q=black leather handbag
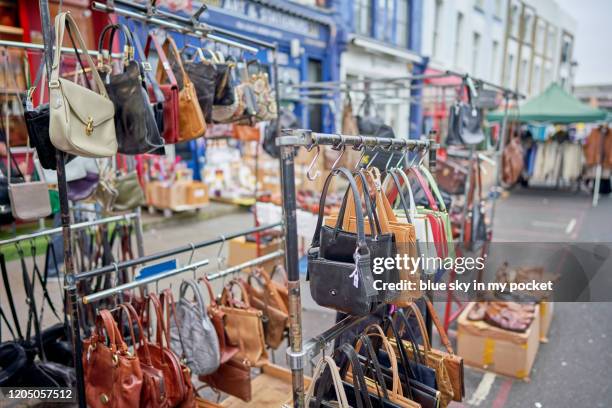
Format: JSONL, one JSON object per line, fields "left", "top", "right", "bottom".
{"left": 98, "top": 23, "right": 164, "bottom": 155}
{"left": 357, "top": 96, "right": 396, "bottom": 170}
{"left": 308, "top": 167, "right": 379, "bottom": 316}
{"left": 212, "top": 53, "right": 236, "bottom": 106}
{"left": 447, "top": 84, "right": 485, "bottom": 146}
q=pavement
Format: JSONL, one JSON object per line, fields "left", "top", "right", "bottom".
{"left": 1, "top": 188, "right": 611, "bottom": 407}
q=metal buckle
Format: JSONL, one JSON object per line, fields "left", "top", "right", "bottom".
{"left": 141, "top": 62, "right": 152, "bottom": 72}
{"left": 48, "top": 80, "right": 60, "bottom": 88}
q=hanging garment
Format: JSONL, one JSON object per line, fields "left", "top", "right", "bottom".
{"left": 561, "top": 143, "right": 583, "bottom": 183}
{"left": 584, "top": 126, "right": 612, "bottom": 168}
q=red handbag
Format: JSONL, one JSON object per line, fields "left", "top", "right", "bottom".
{"left": 145, "top": 34, "right": 180, "bottom": 144}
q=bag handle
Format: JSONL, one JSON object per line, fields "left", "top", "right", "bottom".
{"left": 419, "top": 164, "right": 447, "bottom": 212}
{"left": 161, "top": 35, "right": 192, "bottom": 88}
{"left": 334, "top": 169, "right": 383, "bottom": 238}
{"left": 219, "top": 278, "right": 251, "bottom": 309}
{"left": 116, "top": 302, "right": 153, "bottom": 365}
{"left": 385, "top": 169, "right": 413, "bottom": 223}
{"left": 398, "top": 305, "right": 431, "bottom": 352}
{"left": 384, "top": 314, "right": 417, "bottom": 400}
{"left": 50, "top": 12, "right": 108, "bottom": 97}
{"left": 305, "top": 356, "right": 350, "bottom": 408}
{"left": 424, "top": 298, "right": 454, "bottom": 354}
{"left": 406, "top": 167, "right": 439, "bottom": 211}
{"left": 198, "top": 276, "right": 219, "bottom": 307}
{"left": 335, "top": 342, "right": 373, "bottom": 408}
{"left": 341, "top": 169, "right": 391, "bottom": 235}
{"left": 144, "top": 30, "right": 178, "bottom": 87}
{"left": 310, "top": 167, "right": 368, "bottom": 255}
{"left": 393, "top": 168, "right": 418, "bottom": 218}
{"left": 129, "top": 21, "right": 165, "bottom": 104}
{"left": 1, "top": 252, "right": 23, "bottom": 341}
{"left": 179, "top": 279, "right": 208, "bottom": 318}
{"left": 366, "top": 167, "right": 398, "bottom": 223}
{"left": 357, "top": 334, "right": 390, "bottom": 404}
{"left": 143, "top": 293, "right": 171, "bottom": 351}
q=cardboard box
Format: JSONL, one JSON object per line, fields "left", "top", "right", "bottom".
{"left": 457, "top": 302, "right": 540, "bottom": 380}
{"left": 539, "top": 301, "right": 554, "bottom": 342}
{"left": 146, "top": 181, "right": 208, "bottom": 209}
{"left": 183, "top": 181, "right": 209, "bottom": 206}
{"left": 227, "top": 236, "right": 283, "bottom": 273}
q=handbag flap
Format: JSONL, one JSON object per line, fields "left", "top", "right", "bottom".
{"left": 59, "top": 78, "right": 114, "bottom": 126}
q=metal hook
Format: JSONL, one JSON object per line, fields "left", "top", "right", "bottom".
{"left": 330, "top": 136, "right": 346, "bottom": 170}
{"left": 306, "top": 144, "right": 321, "bottom": 181}
{"left": 217, "top": 235, "right": 227, "bottom": 271}
{"left": 385, "top": 151, "right": 396, "bottom": 172}
{"left": 352, "top": 136, "right": 366, "bottom": 170}
{"left": 187, "top": 242, "right": 196, "bottom": 279}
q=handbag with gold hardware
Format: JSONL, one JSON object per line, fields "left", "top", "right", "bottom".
{"left": 49, "top": 12, "right": 117, "bottom": 158}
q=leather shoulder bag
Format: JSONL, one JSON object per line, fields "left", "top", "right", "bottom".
{"left": 218, "top": 279, "right": 268, "bottom": 367}
{"left": 97, "top": 23, "right": 164, "bottom": 154}
{"left": 168, "top": 279, "right": 221, "bottom": 376}
{"left": 308, "top": 167, "right": 379, "bottom": 316}
{"left": 159, "top": 35, "right": 207, "bottom": 141}
{"left": 180, "top": 47, "right": 216, "bottom": 123}
{"left": 49, "top": 12, "right": 117, "bottom": 158}
{"left": 145, "top": 31, "right": 180, "bottom": 144}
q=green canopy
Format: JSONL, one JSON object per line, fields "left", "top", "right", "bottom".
{"left": 487, "top": 83, "right": 607, "bottom": 124}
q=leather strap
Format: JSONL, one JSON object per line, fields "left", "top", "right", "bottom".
{"left": 311, "top": 167, "right": 368, "bottom": 253}
{"left": 305, "top": 356, "right": 349, "bottom": 408}
{"left": 117, "top": 302, "right": 153, "bottom": 364}
{"left": 0, "top": 305, "right": 16, "bottom": 341}
{"left": 129, "top": 21, "right": 165, "bottom": 103}
{"left": 38, "top": 0, "right": 53, "bottom": 79}
{"left": 425, "top": 298, "right": 454, "bottom": 354}
{"left": 30, "top": 242, "right": 61, "bottom": 322}
{"left": 160, "top": 288, "right": 188, "bottom": 359}
{"left": 385, "top": 315, "right": 416, "bottom": 400}
{"left": 408, "top": 167, "right": 439, "bottom": 211}
{"left": 335, "top": 169, "right": 383, "bottom": 237}
{"left": 419, "top": 165, "right": 447, "bottom": 212}
{"left": 1, "top": 252, "right": 23, "bottom": 340}
{"left": 161, "top": 35, "right": 192, "bottom": 88}
{"left": 358, "top": 334, "right": 390, "bottom": 403}
{"left": 144, "top": 31, "right": 178, "bottom": 87}
{"left": 199, "top": 276, "right": 219, "bottom": 307}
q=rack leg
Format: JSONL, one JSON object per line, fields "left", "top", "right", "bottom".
{"left": 280, "top": 145, "right": 305, "bottom": 408}
{"left": 56, "top": 152, "right": 86, "bottom": 407}
{"left": 134, "top": 207, "right": 145, "bottom": 258}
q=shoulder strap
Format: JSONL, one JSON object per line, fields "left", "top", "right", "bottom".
{"left": 1, "top": 252, "right": 23, "bottom": 340}
{"left": 129, "top": 21, "right": 165, "bottom": 103}
{"left": 419, "top": 165, "right": 447, "bottom": 212}
{"left": 144, "top": 31, "right": 178, "bottom": 87}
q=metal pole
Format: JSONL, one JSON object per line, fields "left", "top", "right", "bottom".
{"left": 425, "top": 133, "right": 438, "bottom": 341}
{"left": 280, "top": 145, "right": 304, "bottom": 407}
{"left": 206, "top": 250, "right": 284, "bottom": 281}
{"left": 55, "top": 152, "right": 86, "bottom": 408}
{"left": 74, "top": 222, "right": 282, "bottom": 281}
{"left": 134, "top": 207, "right": 145, "bottom": 259}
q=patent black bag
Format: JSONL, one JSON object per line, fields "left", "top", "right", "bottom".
{"left": 447, "top": 84, "right": 485, "bottom": 146}
{"left": 308, "top": 167, "right": 379, "bottom": 316}
{"left": 98, "top": 23, "right": 164, "bottom": 155}
{"left": 175, "top": 49, "right": 217, "bottom": 123}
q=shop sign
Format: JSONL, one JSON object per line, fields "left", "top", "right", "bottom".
{"left": 201, "top": 0, "right": 326, "bottom": 41}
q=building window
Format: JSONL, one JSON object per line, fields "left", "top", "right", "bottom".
{"left": 504, "top": 54, "right": 514, "bottom": 87}
{"left": 522, "top": 11, "right": 534, "bottom": 44}
{"left": 354, "top": 0, "right": 372, "bottom": 36}
{"left": 491, "top": 40, "right": 499, "bottom": 82}
{"left": 547, "top": 27, "right": 556, "bottom": 58}
{"left": 472, "top": 32, "right": 481, "bottom": 76}
{"left": 396, "top": 0, "right": 409, "bottom": 47}
{"left": 510, "top": 3, "right": 520, "bottom": 38}
{"left": 519, "top": 59, "right": 528, "bottom": 93}
{"left": 560, "top": 37, "right": 572, "bottom": 63}
{"left": 385, "top": 0, "right": 395, "bottom": 43}
{"left": 432, "top": 0, "right": 443, "bottom": 57}
{"left": 454, "top": 12, "right": 464, "bottom": 67}
{"left": 532, "top": 63, "right": 541, "bottom": 93}
{"left": 536, "top": 21, "right": 545, "bottom": 53}
{"left": 494, "top": 0, "right": 503, "bottom": 18}
{"left": 474, "top": 0, "right": 484, "bottom": 10}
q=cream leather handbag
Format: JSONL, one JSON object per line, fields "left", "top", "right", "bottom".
{"left": 49, "top": 12, "right": 117, "bottom": 158}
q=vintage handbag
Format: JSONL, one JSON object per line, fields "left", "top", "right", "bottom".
{"left": 93, "top": 165, "right": 118, "bottom": 213}
{"left": 243, "top": 271, "right": 288, "bottom": 349}
{"left": 200, "top": 356, "right": 252, "bottom": 402}
{"left": 49, "top": 12, "right": 117, "bottom": 158}
{"left": 198, "top": 277, "right": 239, "bottom": 364}
{"left": 82, "top": 310, "right": 143, "bottom": 408}
{"left": 436, "top": 157, "right": 468, "bottom": 194}
{"left": 6, "top": 152, "right": 51, "bottom": 221}
{"left": 116, "top": 303, "right": 169, "bottom": 408}
{"left": 464, "top": 158, "right": 487, "bottom": 251}
{"left": 218, "top": 279, "right": 268, "bottom": 367}
{"left": 141, "top": 293, "right": 193, "bottom": 408}
{"left": 306, "top": 356, "right": 351, "bottom": 408}
{"left": 211, "top": 52, "right": 236, "bottom": 106}
{"left": 180, "top": 49, "right": 217, "bottom": 123}
{"left": 160, "top": 36, "right": 207, "bottom": 141}
{"left": 246, "top": 62, "right": 277, "bottom": 121}
{"left": 326, "top": 169, "right": 400, "bottom": 304}
{"left": 67, "top": 171, "right": 99, "bottom": 202}
{"left": 419, "top": 165, "right": 455, "bottom": 259}
{"left": 97, "top": 23, "right": 164, "bottom": 154}
{"left": 447, "top": 101, "right": 485, "bottom": 146}
{"left": 502, "top": 134, "right": 524, "bottom": 186}
{"left": 168, "top": 279, "right": 221, "bottom": 376}
{"left": 145, "top": 32, "right": 180, "bottom": 144}
{"left": 308, "top": 167, "right": 379, "bottom": 316}
{"left": 112, "top": 171, "right": 146, "bottom": 211}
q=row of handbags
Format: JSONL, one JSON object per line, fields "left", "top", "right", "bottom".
{"left": 308, "top": 164, "right": 457, "bottom": 316}
{"left": 24, "top": 13, "right": 278, "bottom": 169}
{"left": 307, "top": 304, "right": 464, "bottom": 408}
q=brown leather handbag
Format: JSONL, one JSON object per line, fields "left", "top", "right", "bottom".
{"left": 116, "top": 303, "right": 169, "bottom": 408}
{"left": 198, "top": 277, "right": 239, "bottom": 364}
{"left": 145, "top": 33, "right": 180, "bottom": 144}
{"left": 82, "top": 310, "right": 143, "bottom": 408}
{"left": 141, "top": 294, "right": 194, "bottom": 408}
{"left": 270, "top": 264, "right": 289, "bottom": 312}
{"left": 436, "top": 157, "right": 468, "bottom": 194}
{"left": 219, "top": 279, "right": 268, "bottom": 367}
{"left": 160, "top": 36, "right": 207, "bottom": 142}
{"left": 243, "top": 269, "right": 288, "bottom": 349}
{"left": 200, "top": 356, "right": 252, "bottom": 402}
{"left": 501, "top": 135, "right": 524, "bottom": 185}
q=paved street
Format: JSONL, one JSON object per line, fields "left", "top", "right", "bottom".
{"left": 1, "top": 189, "right": 611, "bottom": 407}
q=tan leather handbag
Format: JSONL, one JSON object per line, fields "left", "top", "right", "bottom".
{"left": 305, "top": 356, "right": 350, "bottom": 408}
{"left": 82, "top": 310, "right": 143, "bottom": 408}
{"left": 159, "top": 36, "right": 206, "bottom": 142}
{"left": 243, "top": 269, "right": 288, "bottom": 349}
{"left": 219, "top": 279, "right": 268, "bottom": 367}
{"left": 49, "top": 12, "right": 117, "bottom": 158}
